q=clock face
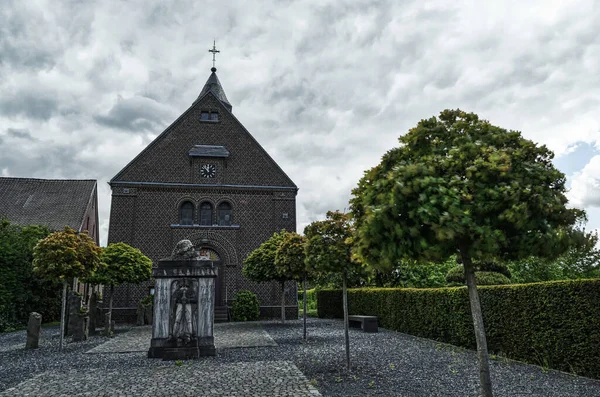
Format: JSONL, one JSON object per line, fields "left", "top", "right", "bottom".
{"left": 201, "top": 164, "right": 216, "bottom": 178}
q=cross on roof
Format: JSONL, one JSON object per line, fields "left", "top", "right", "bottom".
{"left": 209, "top": 40, "right": 220, "bottom": 69}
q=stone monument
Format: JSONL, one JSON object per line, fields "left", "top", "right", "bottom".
{"left": 148, "top": 240, "right": 217, "bottom": 360}
{"left": 25, "top": 312, "right": 42, "bottom": 349}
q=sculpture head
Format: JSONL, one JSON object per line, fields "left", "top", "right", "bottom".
{"left": 171, "top": 240, "right": 199, "bottom": 259}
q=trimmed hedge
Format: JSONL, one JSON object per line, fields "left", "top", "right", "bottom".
{"left": 317, "top": 279, "right": 600, "bottom": 379}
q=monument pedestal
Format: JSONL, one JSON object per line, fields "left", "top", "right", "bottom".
{"left": 148, "top": 245, "right": 217, "bottom": 360}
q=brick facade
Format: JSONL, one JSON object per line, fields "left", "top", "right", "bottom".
{"left": 108, "top": 71, "right": 298, "bottom": 322}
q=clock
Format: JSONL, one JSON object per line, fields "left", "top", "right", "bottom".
{"left": 200, "top": 164, "right": 216, "bottom": 178}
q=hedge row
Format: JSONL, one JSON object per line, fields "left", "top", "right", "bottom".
{"left": 317, "top": 279, "right": 600, "bottom": 379}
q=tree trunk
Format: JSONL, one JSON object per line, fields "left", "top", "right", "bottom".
{"left": 59, "top": 280, "right": 67, "bottom": 351}
{"left": 107, "top": 284, "right": 114, "bottom": 336}
{"left": 342, "top": 270, "right": 350, "bottom": 370}
{"left": 281, "top": 281, "right": 286, "bottom": 324}
{"left": 303, "top": 273, "right": 307, "bottom": 341}
{"left": 460, "top": 246, "right": 493, "bottom": 397}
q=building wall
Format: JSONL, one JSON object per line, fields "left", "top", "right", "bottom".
{"left": 108, "top": 91, "right": 298, "bottom": 322}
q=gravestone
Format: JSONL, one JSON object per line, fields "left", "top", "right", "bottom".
{"left": 25, "top": 312, "right": 42, "bottom": 349}
{"left": 148, "top": 240, "right": 217, "bottom": 360}
{"left": 88, "top": 292, "right": 98, "bottom": 335}
{"left": 67, "top": 293, "right": 82, "bottom": 337}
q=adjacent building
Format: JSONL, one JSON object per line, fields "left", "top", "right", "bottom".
{"left": 0, "top": 177, "right": 99, "bottom": 244}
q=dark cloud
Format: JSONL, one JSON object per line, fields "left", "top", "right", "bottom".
{"left": 94, "top": 95, "right": 172, "bottom": 132}
{"left": 6, "top": 128, "right": 35, "bottom": 140}
{"left": 0, "top": 92, "right": 58, "bottom": 120}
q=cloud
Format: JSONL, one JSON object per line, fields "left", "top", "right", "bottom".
{"left": 0, "top": 0, "right": 599, "bottom": 245}
{"left": 568, "top": 155, "right": 600, "bottom": 209}
{"left": 94, "top": 95, "right": 174, "bottom": 132}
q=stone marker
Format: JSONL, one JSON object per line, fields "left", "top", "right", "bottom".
{"left": 148, "top": 239, "right": 217, "bottom": 360}
{"left": 26, "top": 312, "right": 42, "bottom": 349}
{"left": 136, "top": 302, "right": 145, "bottom": 326}
{"left": 67, "top": 293, "right": 82, "bottom": 337}
{"left": 88, "top": 292, "right": 98, "bottom": 335}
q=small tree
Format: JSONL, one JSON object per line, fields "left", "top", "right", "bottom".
{"left": 243, "top": 231, "right": 298, "bottom": 323}
{"left": 275, "top": 232, "right": 308, "bottom": 338}
{"left": 304, "top": 211, "right": 361, "bottom": 369}
{"left": 89, "top": 242, "right": 152, "bottom": 335}
{"left": 350, "top": 109, "right": 586, "bottom": 396}
{"left": 33, "top": 227, "right": 101, "bottom": 350}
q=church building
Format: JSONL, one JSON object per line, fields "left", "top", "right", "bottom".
{"left": 108, "top": 55, "right": 298, "bottom": 322}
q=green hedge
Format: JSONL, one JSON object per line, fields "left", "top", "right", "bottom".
{"left": 317, "top": 279, "right": 600, "bottom": 379}
{"left": 298, "top": 288, "right": 318, "bottom": 313}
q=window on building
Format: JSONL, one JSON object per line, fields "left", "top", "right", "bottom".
{"left": 201, "top": 111, "right": 219, "bottom": 122}
{"left": 179, "top": 201, "right": 194, "bottom": 225}
{"left": 217, "top": 202, "right": 232, "bottom": 226}
{"left": 199, "top": 202, "right": 213, "bottom": 226}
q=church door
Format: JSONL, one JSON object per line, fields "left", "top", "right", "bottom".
{"left": 197, "top": 247, "right": 223, "bottom": 306}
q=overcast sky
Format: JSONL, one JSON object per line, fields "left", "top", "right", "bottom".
{"left": 1, "top": 0, "right": 599, "bottom": 246}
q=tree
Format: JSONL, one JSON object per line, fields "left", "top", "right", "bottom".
{"left": 304, "top": 211, "right": 361, "bottom": 369}
{"left": 243, "top": 231, "right": 303, "bottom": 324}
{"left": 89, "top": 242, "right": 152, "bottom": 335}
{"left": 350, "top": 109, "right": 586, "bottom": 397}
{"left": 0, "top": 220, "right": 58, "bottom": 331}
{"left": 275, "top": 232, "right": 308, "bottom": 338}
{"left": 33, "top": 227, "right": 101, "bottom": 350}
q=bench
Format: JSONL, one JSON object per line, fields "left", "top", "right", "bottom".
{"left": 347, "top": 315, "right": 378, "bottom": 333}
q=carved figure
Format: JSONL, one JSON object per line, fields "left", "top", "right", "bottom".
{"left": 171, "top": 240, "right": 199, "bottom": 259}
{"left": 169, "top": 279, "right": 197, "bottom": 344}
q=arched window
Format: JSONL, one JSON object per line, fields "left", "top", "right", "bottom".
{"left": 217, "top": 202, "right": 232, "bottom": 226}
{"left": 179, "top": 201, "right": 194, "bottom": 225}
{"left": 199, "top": 202, "right": 213, "bottom": 226}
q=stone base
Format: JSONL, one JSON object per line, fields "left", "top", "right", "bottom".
{"left": 148, "top": 337, "right": 216, "bottom": 360}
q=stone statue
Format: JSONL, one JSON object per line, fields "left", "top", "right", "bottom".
{"left": 169, "top": 279, "right": 197, "bottom": 345}
{"left": 170, "top": 239, "right": 200, "bottom": 259}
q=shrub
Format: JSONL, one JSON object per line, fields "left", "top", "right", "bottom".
{"left": 316, "top": 279, "right": 600, "bottom": 379}
{"left": 446, "top": 266, "right": 511, "bottom": 286}
{"left": 231, "top": 290, "right": 260, "bottom": 321}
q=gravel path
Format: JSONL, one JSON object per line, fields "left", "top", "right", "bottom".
{"left": 1, "top": 318, "right": 600, "bottom": 396}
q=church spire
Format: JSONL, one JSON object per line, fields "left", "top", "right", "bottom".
{"left": 196, "top": 41, "right": 232, "bottom": 112}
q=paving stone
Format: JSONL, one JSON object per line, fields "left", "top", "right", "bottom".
{"left": 85, "top": 322, "right": 277, "bottom": 354}
{"left": 0, "top": 361, "right": 319, "bottom": 396}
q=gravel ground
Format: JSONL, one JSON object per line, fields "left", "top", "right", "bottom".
{"left": 1, "top": 318, "right": 600, "bottom": 396}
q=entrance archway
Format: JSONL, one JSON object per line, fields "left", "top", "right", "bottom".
{"left": 194, "top": 245, "right": 223, "bottom": 306}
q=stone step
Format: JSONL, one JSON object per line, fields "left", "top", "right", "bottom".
{"left": 214, "top": 306, "right": 229, "bottom": 323}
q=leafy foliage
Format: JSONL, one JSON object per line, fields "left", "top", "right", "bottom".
{"left": 316, "top": 280, "right": 600, "bottom": 379}
{"left": 446, "top": 266, "right": 511, "bottom": 286}
{"left": 90, "top": 242, "right": 153, "bottom": 286}
{"left": 33, "top": 226, "right": 101, "bottom": 282}
{"left": 371, "top": 258, "right": 456, "bottom": 288}
{"left": 242, "top": 231, "right": 286, "bottom": 283}
{"left": 351, "top": 109, "right": 586, "bottom": 268}
{"left": 0, "top": 219, "right": 59, "bottom": 331}
{"left": 304, "top": 211, "right": 362, "bottom": 276}
{"left": 231, "top": 290, "right": 260, "bottom": 321}
{"left": 274, "top": 232, "right": 307, "bottom": 282}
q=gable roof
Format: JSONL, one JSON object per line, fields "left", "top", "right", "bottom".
{"left": 111, "top": 70, "right": 297, "bottom": 189}
{"left": 0, "top": 177, "right": 97, "bottom": 231}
